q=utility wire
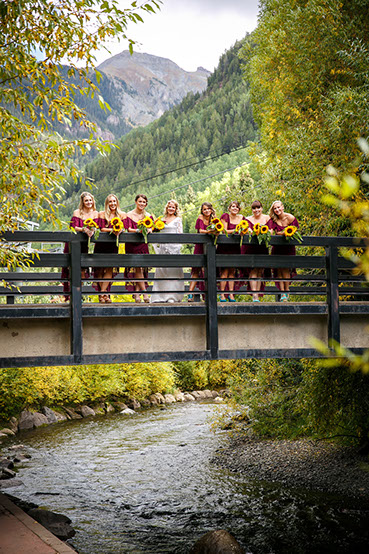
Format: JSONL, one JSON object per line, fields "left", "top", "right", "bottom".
{"left": 116, "top": 144, "right": 248, "bottom": 191}
{"left": 122, "top": 162, "right": 248, "bottom": 210}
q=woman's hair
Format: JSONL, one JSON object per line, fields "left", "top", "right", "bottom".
{"left": 228, "top": 200, "right": 241, "bottom": 211}
{"left": 251, "top": 200, "right": 262, "bottom": 209}
{"left": 135, "top": 194, "right": 148, "bottom": 205}
{"left": 164, "top": 199, "right": 180, "bottom": 217}
{"left": 79, "top": 192, "right": 96, "bottom": 213}
{"left": 200, "top": 202, "right": 216, "bottom": 220}
{"left": 269, "top": 200, "right": 284, "bottom": 222}
{"left": 104, "top": 194, "right": 125, "bottom": 222}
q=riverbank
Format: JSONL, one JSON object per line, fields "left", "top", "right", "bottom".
{"left": 213, "top": 431, "right": 369, "bottom": 500}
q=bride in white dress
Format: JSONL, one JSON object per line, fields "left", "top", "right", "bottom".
{"left": 151, "top": 200, "right": 184, "bottom": 303}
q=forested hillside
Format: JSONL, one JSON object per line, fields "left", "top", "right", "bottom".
{"left": 60, "top": 38, "right": 258, "bottom": 220}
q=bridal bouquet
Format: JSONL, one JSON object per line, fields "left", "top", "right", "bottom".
{"left": 137, "top": 216, "right": 154, "bottom": 243}
{"left": 207, "top": 218, "right": 228, "bottom": 246}
{"left": 284, "top": 225, "right": 303, "bottom": 243}
{"left": 83, "top": 218, "right": 100, "bottom": 249}
{"left": 110, "top": 217, "right": 125, "bottom": 247}
{"left": 253, "top": 223, "right": 272, "bottom": 247}
{"left": 235, "top": 220, "right": 250, "bottom": 246}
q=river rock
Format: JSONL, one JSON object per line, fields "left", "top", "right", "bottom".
{"left": 120, "top": 408, "right": 136, "bottom": 415}
{"left": 189, "top": 529, "right": 245, "bottom": 554}
{"left": 28, "top": 508, "right": 75, "bottom": 540}
{"left": 79, "top": 405, "right": 96, "bottom": 417}
{"left": 149, "top": 393, "right": 165, "bottom": 404}
{"left": 8, "top": 417, "right": 18, "bottom": 433}
{"left": 113, "top": 402, "right": 129, "bottom": 411}
{"left": 219, "top": 389, "right": 232, "bottom": 398}
{"left": 0, "top": 428, "right": 15, "bottom": 436}
{"left": 127, "top": 398, "right": 141, "bottom": 410}
{"left": 54, "top": 411, "right": 68, "bottom": 422}
{"left": 18, "top": 410, "right": 49, "bottom": 430}
{"left": 42, "top": 407, "right": 59, "bottom": 424}
{"left": 175, "top": 392, "right": 185, "bottom": 402}
{"left": 0, "top": 458, "right": 14, "bottom": 470}
{"left": 214, "top": 397, "right": 224, "bottom": 403}
{"left": 105, "top": 403, "right": 115, "bottom": 413}
{"left": 62, "top": 407, "right": 82, "bottom": 420}
{"left": 192, "top": 391, "right": 206, "bottom": 399}
{"left": 183, "top": 393, "right": 195, "bottom": 402}
{"left": 164, "top": 394, "right": 176, "bottom": 404}
{"left": 203, "top": 390, "right": 213, "bottom": 399}
{"left": 0, "top": 467, "right": 16, "bottom": 480}
{"left": 211, "top": 391, "right": 219, "bottom": 398}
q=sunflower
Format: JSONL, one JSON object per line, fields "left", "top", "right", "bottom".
{"left": 142, "top": 216, "right": 153, "bottom": 229}
{"left": 284, "top": 225, "right": 296, "bottom": 237}
{"left": 155, "top": 220, "right": 165, "bottom": 231}
{"left": 211, "top": 217, "right": 221, "bottom": 225}
{"left": 215, "top": 222, "right": 224, "bottom": 232}
{"left": 84, "top": 218, "right": 99, "bottom": 228}
{"left": 260, "top": 225, "right": 269, "bottom": 234}
{"left": 111, "top": 217, "right": 121, "bottom": 226}
{"left": 253, "top": 223, "right": 261, "bottom": 236}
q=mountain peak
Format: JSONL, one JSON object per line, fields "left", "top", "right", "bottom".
{"left": 96, "top": 50, "right": 210, "bottom": 127}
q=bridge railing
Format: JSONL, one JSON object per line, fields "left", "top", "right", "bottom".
{"left": 1, "top": 231, "right": 368, "bottom": 364}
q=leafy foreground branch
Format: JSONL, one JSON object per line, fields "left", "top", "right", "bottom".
{"left": 0, "top": 0, "right": 160, "bottom": 268}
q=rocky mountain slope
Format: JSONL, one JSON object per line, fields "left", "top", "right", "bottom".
{"left": 97, "top": 51, "right": 210, "bottom": 128}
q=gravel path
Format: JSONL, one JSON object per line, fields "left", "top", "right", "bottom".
{"left": 213, "top": 433, "right": 369, "bottom": 500}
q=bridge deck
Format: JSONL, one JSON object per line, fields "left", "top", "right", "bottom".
{"left": 1, "top": 231, "right": 368, "bottom": 366}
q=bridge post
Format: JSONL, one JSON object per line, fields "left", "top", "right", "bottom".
{"left": 70, "top": 238, "right": 83, "bottom": 363}
{"left": 204, "top": 239, "right": 218, "bottom": 359}
{"left": 325, "top": 245, "right": 340, "bottom": 346}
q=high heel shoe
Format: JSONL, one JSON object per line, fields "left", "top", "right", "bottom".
{"left": 187, "top": 294, "right": 194, "bottom": 302}
{"left": 134, "top": 294, "right": 142, "bottom": 303}
{"left": 227, "top": 296, "right": 236, "bottom": 302}
{"left": 219, "top": 296, "right": 227, "bottom": 302}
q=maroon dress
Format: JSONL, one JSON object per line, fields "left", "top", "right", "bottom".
{"left": 190, "top": 217, "right": 207, "bottom": 292}
{"left": 270, "top": 217, "right": 299, "bottom": 288}
{"left": 61, "top": 216, "right": 98, "bottom": 298}
{"left": 241, "top": 218, "right": 272, "bottom": 293}
{"left": 217, "top": 213, "right": 245, "bottom": 292}
{"left": 123, "top": 215, "right": 151, "bottom": 292}
{"left": 92, "top": 217, "right": 119, "bottom": 293}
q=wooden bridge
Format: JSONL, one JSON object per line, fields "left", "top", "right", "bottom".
{"left": 0, "top": 231, "right": 368, "bottom": 368}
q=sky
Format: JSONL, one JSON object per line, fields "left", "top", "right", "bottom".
{"left": 95, "top": 0, "right": 260, "bottom": 72}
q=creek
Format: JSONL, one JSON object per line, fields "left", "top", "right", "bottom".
{"left": 4, "top": 401, "right": 369, "bottom": 553}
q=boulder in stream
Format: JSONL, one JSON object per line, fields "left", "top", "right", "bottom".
{"left": 189, "top": 529, "right": 245, "bottom": 554}
{"left": 18, "top": 410, "right": 49, "bottom": 430}
{"left": 27, "top": 508, "right": 76, "bottom": 540}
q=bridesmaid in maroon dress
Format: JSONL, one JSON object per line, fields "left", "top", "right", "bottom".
{"left": 241, "top": 200, "right": 272, "bottom": 302}
{"left": 124, "top": 194, "right": 153, "bottom": 303}
{"left": 94, "top": 194, "right": 126, "bottom": 303}
{"left": 217, "top": 201, "right": 246, "bottom": 302}
{"left": 188, "top": 202, "right": 216, "bottom": 302}
{"left": 269, "top": 200, "right": 299, "bottom": 301}
{"left": 62, "top": 192, "right": 99, "bottom": 301}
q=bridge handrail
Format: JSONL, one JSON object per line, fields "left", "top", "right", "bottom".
{"left": 1, "top": 231, "right": 368, "bottom": 364}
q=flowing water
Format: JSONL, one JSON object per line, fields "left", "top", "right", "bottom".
{"left": 4, "top": 402, "right": 369, "bottom": 553}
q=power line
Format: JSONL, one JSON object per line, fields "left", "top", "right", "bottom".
{"left": 122, "top": 162, "right": 248, "bottom": 210}
{"left": 115, "top": 144, "right": 248, "bottom": 191}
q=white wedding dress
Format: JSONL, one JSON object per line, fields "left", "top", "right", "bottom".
{"left": 151, "top": 217, "right": 184, "bottom": 303}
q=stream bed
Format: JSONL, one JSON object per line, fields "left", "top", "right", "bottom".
{"left": 4, "top": 401, "right": 369, "bottom": 553}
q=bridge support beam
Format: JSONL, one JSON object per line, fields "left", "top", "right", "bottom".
{"left": 325, "top": 245, "right": 340, "bottom": 346}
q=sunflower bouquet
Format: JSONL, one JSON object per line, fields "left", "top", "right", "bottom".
{"left": 153, "top": 217, "right": 165, "bottom": 232}
{"left": 83, "top": 218, "right": 100, "bottom": 249}
{"left": 207, "top": 217, "right": 228, "bottom": 245}
{"left": 110, "top": 217, "right": 125, "bottom": 247}
{"left": 235, "top": 219, "right": 250, "bottom": 246}
{"left": 137, "top": 215, "right": 154, "bottom": 243}
{"left": 284, "top": 225, "right": 303, "bottom": 243}
{"left": 253, "top": 222, "right": 272, "bottom": 247}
